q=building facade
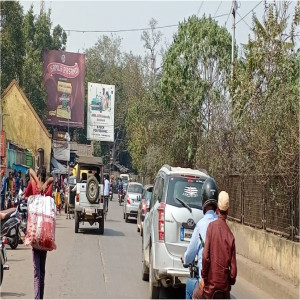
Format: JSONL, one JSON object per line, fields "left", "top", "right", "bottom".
{"left": 1, "top": 80, "right": 52, "bottom": 174}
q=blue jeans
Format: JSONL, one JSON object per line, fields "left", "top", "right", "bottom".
{"left": 186, "top": 277, "right": 199, "bottom": 299}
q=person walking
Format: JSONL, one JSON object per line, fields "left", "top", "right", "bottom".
{"left": 1, "top": 170, "right": 7, "bottom": 210}
{"left": 182, "top": 178, "right": 219, "bottom": 299}
{"left": 195, "top": 191, "right": 237, "bottom": 299}
{"left": 104, "top": 174, "right": 110, "bottom": 212}
{"left": 28, "top": 167, "right": 54, "bottom": 299}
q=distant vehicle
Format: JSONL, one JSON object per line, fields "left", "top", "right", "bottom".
{"left": 137, "top": 184, "right": 153, "bottom": 236}
{"left": 74, "top": 156, "right": 105, "bottom": 234}
{"left": 120, "top": 174, "right": 130, "bottom": 182}
{"left": 142, "top": 164, "right": 209, "bottom": 298}
{"left": 123, "top": 182, "right": 143, "bottom": 223}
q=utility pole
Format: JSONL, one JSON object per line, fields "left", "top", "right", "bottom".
{"left": 231, "top": 0, "right": 237, "bottom": 78}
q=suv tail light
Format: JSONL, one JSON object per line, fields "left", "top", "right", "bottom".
{"left": 127, "top": 197, "right": 131, "bottom": 204}
{"left": 158, "top": 203, "right": 165, "bottom": 242}
{"left": 2, "top": 236, "right": 8, "bottom": 245}
{"left": 100, "top": 195, "right": 104, "bottom": 203}
{"left": 76, "top": 194, "right": 80, "bottom": 202}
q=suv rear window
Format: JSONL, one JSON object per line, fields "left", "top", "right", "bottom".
{"left": 166, "top": 177, "right": 204, "bottom": 210}
{"left": 128, "top": 184, "right": 143, "bottom": 194}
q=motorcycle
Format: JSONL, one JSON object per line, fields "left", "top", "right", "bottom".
{"left": 0, "top": 236, "right": 9, "bottom": 286}
{"left": 118, "top": 189, "right": 125, "bottom": 206}
{"left": 109, "top": 188, "right": 113, "bottom": 202}
{"left": 0, "top": 204, "right": 21, "bottom": 249}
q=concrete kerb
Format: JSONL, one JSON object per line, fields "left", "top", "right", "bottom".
{"left": 237, "top": 254, "right": 299, "bottom": 299}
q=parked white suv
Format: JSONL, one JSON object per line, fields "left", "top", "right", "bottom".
{"left": 142, "top": 164, "right": 209, "bottom": 298}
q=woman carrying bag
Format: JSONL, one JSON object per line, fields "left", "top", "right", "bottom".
{"left": 26, "top": 167, "right": 54, "bottom": 299}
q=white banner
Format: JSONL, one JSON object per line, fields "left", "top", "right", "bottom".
{"left": 87, "top": 82, "right": 115, "bottom": 142}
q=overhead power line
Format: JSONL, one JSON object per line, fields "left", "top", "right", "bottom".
{"left": 214, "top": 1, "right": 223, "bottom": 17}
{"left": 197, "top": 1, "right": 204, "bottom": 16}
{"left": 237, "top": 11, "right": 251, "bottom": 29}
{"left": 236, "top": 0, "right": 263, "bottom": 25}
{"left": 60, "top": 13, "right": 230, "bottom": 34}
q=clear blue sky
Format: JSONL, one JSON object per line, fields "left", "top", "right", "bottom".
{"left": 20, "top": 0, "right": 297, "bottom": 59}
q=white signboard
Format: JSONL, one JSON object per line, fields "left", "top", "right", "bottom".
{"left": 87, "top": 82, "right": 115, "bottom": 142}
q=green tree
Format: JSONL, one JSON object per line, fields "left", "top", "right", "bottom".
{"left": 230, "top": 1, "right": 299, "bottom": 186}
{"left": 22, "top": 9, "right": 67, "bottom": 119}
{"left": 0, "top": 1, "right": 25, "bottom": 89}
{"left": 159, "top": 15, "right": 232, "bottom": 166}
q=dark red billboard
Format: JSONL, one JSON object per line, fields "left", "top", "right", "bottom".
{"left": 43, "top": 50, "right": 85, "bottom": 128}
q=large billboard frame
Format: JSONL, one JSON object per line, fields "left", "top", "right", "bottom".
{"left": 87, "top": 82, "right": 115, "bottom": 143}
{"left": 43, "top": 50, "right": 85, "bottom": 128}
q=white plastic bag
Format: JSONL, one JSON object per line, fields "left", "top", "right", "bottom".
{"left": 25, "top": 194, "right": 57, "bottom": 251}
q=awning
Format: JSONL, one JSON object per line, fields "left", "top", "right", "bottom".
{"left": 12, "top": 164, "right": 29, "bottom": 173}
{"left": 51, "top": 157, "right": 68, "bottom": 174}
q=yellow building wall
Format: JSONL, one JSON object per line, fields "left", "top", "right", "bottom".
{"left": 2, "top": 82, "right": 52, "bottom": 171}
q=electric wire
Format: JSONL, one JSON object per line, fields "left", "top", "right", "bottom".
{"left": 214, "top": 1, "right": 223, "bottom": 17}
{"left": 61, "top": 13, "right": 230, "bottom": 34}
{"left": 196, "top": 1, "right": 204, "bottom": 16}
{"left": 237, "top": 11, "right": 252, "bottom": 29}
{"left": 236, "top": 1, "right": 263, "bottom": 25}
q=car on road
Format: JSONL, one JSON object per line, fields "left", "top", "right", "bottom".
{"left": 137, "top": 184, "right": 153, "bottom": 236}
{"left": 74, "top": 156, "right": 105, "bottom": 234}
{"left": 123, "top": 182, "right": 143, "bottom": 222}
{"left": 142, "top": 164, "right": 209, "bottom": 298}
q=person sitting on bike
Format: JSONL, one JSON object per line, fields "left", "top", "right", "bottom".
{"left": 182, "top": 177, "right": 219, "bottom": 299}
{"left": 118, "top": 178, "right": 123, "bottom": 192}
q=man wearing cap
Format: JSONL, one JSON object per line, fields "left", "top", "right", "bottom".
{"left": 1, "top": 170, "right": 7, "bottom": 210}
{"left": 196, "top": 191, "right": 237, "bottom": 299}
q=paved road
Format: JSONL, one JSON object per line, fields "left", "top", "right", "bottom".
{"left": 1, "top": 195, "right": 272, "bottom": 299}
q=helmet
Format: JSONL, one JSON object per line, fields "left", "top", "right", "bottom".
{"left": 201, "top": 177, "right": 218, "bottom": 212}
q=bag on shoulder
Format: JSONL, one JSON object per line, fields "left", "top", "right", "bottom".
{"left": 24, "top": 194, "right": 57, "bottom": 251}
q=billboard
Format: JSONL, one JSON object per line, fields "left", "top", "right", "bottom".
{"left": 87, "top": 82, "right": 115, "bottom": 142}
{"left": 43, "top": 50, "right": 85, "bottom": 128}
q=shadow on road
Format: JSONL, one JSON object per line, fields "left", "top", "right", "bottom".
{"left": 103, "top": 228, "right": 125, "bottom": 237}
{"left": 78, "top": 227, "right": 125, "bottom": 237}
{"left": 0, "top": 292, "right": 26, "bottom": 298}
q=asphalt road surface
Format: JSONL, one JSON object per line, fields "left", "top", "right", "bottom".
{"left": 1, "top": 195, "right": 272, "bottom": 299}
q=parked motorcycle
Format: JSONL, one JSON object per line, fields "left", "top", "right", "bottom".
{"left": 0, "top": 205, "right": 21, "bottom": 249}
{"left": 0, "top": 236, "right": 9, "bottom": 286}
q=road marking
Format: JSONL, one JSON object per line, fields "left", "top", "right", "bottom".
{"left": 98, "top": 237, "right": 109, "bottom": 297}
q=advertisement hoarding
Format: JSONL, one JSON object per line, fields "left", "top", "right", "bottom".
{"left": 43, "top": 50, "right": 85, "bottom": 128}
{"left": 87, "top": 82, "right": 115, "bottom": 142}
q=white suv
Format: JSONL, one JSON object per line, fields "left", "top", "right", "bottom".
{"left": 142, "top": 164, "right": 209, "bottom": 298}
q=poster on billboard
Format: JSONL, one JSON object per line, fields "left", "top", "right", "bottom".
{"left": 87, "top": 82, "right": 115, "bottom": 142}
{"left": 43, "top": 50, "right": 85, "bottom": 128}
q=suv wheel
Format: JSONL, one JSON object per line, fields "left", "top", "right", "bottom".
{"left": 149, "top": 249, "right": 160, "bottom": 298}
{"left": 75, "top": 212, "right": 79, "bottom": 233}
{"left": 99, "top": 215, "right": 104, "bottom": 235}
{"left": 142, "top": 240, "right": 149, "bottom": 281}
{"left": 125, "top": 213, "right": 129, "bottom": 223}
{"left": 86, "top": 176, "right": 99, "bottom": 204}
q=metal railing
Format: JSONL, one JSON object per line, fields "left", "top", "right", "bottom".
{"left": 215, "top": 174, "right": 299, "bottom": 242}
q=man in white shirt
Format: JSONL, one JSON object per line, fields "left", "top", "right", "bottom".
{"left": 104, "top": 174, "right": 110, "bottom": 212}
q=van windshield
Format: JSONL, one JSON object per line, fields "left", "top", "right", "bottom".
{"left": 166, "top": 177, "right": 204, "bottom": 210}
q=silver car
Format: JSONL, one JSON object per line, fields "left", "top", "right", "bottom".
{"left": 123, "top": 182, "right": 143, "bottom": 223}
{"left": 142, "top": 164, "right": 209, "bottom": 298}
